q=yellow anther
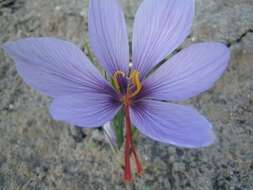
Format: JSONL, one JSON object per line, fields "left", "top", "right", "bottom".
{"left": 113, "top": 71, "right": 125, "bottom": 92}
{"left": 112, "top": 70, "right": 142, "bottom": 98}
{"left": 129, "top": 70, "right": 142, "bottom": 98}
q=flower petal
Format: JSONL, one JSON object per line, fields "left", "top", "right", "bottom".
{"left": 88, "top": 0, "right": 129, "bottom": 75}
{"left": 142, "top": 43, "right": 230, "bottom": 101}
{"left": 130, "top": 100, "right": 215, "bottom": 148}
{"left": 50, "top": 93, "right": 121, "bottom": 128}
{"left": 132, "top": 0, "right": 194, "bottom": 78}
{"left": 103, "top": 121, "right": 117, "bottom": 147}
{"left": 2, "top": 37, "right": 113, "bottom": 97}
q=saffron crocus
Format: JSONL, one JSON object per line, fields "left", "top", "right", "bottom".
{"left": 2, "top": 0, "right": 230, "bottom": 182}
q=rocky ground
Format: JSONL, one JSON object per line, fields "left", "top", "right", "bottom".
{"left": 0, "top": 0, "right": 253, "bottom": 189}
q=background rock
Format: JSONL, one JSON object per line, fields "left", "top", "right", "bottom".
{"left": 0, "top": 0, "right": 253, "bottom": 189}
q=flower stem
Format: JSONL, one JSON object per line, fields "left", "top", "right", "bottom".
{"left": 123, "top": 95, "right": 133, "bottom": 181}
{"left": 123, "top": 95, "right": 143, "bottom": 182}
{"left": 132, "top": 148, "right": 143, "bottom": 176}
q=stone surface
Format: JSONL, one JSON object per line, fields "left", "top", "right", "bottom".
{"left": 0, "top": 0, "right": 253, "bottom": 189}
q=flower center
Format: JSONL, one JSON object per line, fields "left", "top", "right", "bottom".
{"left": 112, "top": 70, "right": 142, "bottom": 98}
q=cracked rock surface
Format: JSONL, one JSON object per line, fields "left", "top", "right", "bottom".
{"left": 0, "top": 0, "right": 253, "bottom": 189}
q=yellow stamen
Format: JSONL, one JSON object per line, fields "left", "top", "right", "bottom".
{"left": 113, "top": 71, "right": 125, "bottom": 92}
{"left": 129, "top": 70, "right": 142, "bottom": 98}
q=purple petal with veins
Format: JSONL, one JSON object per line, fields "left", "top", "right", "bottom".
{"left": 2, "top": 37, "right": 114, "bottom": 98}
{"left": 132, "top": 0, "right": 194, "bottom": 78}
{"left": 130, "top": 100, "right": 215, "bottom": 148}
{"left": 141, "top": 43, "right": 231, "bottom": 101}
{"left": 88, "top": 0, "right": 129, "bottom": 76}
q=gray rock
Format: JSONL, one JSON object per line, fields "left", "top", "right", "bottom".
{"left": 0, "top": 0, "right": 253, "bottom": 189}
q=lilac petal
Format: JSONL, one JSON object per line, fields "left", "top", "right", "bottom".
{"left": 50, "top": 93, "right": 121, "bottom": 128}
{"left": 132, "top": 0, "right": 194, "bottom": 78}
{"left": 88, "top": 0, "right": 129, "bottom": 75}
{"left": 2, "top": 37, "right": 114, "bottom": 97}
{"left": 130, "top": 100, "right": 215, "bottom": 148}
{"left": 142, "top": 43, "right": 230, "bottom": 101}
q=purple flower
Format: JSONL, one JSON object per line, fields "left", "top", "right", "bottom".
{"left": 2, "top": 0, "right": 230, "bottom": 182}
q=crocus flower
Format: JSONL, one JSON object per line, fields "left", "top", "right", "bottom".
{"left": 2, "top": 0, "right": 230, "bottom": 182}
